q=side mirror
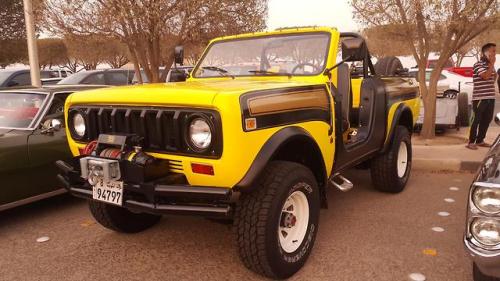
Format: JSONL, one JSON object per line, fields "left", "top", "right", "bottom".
{"left": 495, "top": 112, "right": 500, "bottom": 126}
{"left": 41, "top": 118, "right": 63, "bottom": 135}
{"left": 174, "top": 46, "right": 184, "bottom": 66}
{"left": 168, "top": 69, "right": 187, "bottom": 82}
{"left": 341, "top": 38, "right": 367, "bottom": 62}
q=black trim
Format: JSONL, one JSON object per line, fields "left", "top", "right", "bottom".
{"left": 382, "top": 103, "right": 413, "bottom": 153}
{"left": 235, "top": 126, "right": 324, "bottom": 191}
{"left": 332, "top": 77, "right": 388, "bottom": 173}
{"left": 239, "top": 85, "right": 331, "bottom": 131}
{"left": 388, "top": 91, "right": 419, "bottom": 103}
{"left": 56, "top": 159, "right": 233, "bottom": 218}
{"left": 68, "top": 106, "right": 223, "bottom": 159}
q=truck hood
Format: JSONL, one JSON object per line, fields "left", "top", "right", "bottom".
{"left": 68, "top": 79, "right": 322, "bottom": 108}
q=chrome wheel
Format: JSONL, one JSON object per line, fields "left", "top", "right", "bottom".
{"left": 278, "top": 189, "right": 309, "bottom": 253}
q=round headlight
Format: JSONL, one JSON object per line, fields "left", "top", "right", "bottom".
{"left": 471, "top": 218, "right": 500, "bottom": 246}
{"left": 189, "top": 118, "right": 212, "bottom": 150}
{"left": 73, "top": 113, "right": 86, "bottom": 138}
{"left": 473, "top": 186, "right": 500, "bottom": 214}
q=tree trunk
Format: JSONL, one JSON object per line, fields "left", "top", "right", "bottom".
{"left": 420, "top": 83, "right": 437, "bottom": 139}
{"left": 128, "top": 45, "right": 142, "bottom": 84}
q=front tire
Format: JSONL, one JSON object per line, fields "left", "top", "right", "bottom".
{"left": 234, "top": 161, "right": 320, "bottom": 279}
{"left": 370, "top": 125, "right": 412, "bottom": 193}
{"left": 473, "top": 262, "right": 500, "bottom": 281}
{"left": 89, "top": 201, "right": 161, "bottom": 233}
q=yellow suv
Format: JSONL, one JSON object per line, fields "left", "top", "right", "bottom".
{"left": 57, "top": 27, "right": 419, "bottom": 278}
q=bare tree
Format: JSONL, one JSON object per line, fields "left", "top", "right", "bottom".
{"left": 101, "top": 38, "right": 130, "bottom": 68}
{"left": 351, "top": 0, "right": 498, "bottom": 138}
{"left": 38, "top": 38, "right": 68, "bottom": 69}
{"left": 63, "top": 34, "right": 108, "bottom": 70}
{"left": 43, "top": 0, "right": 267, "bottom": 83}
{"left": 362, "top": 24, "right": 412, "bottom": 59}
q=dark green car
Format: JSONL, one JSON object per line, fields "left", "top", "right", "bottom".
{"left": 0, "top": 85, "right": 103, "bottom": 210}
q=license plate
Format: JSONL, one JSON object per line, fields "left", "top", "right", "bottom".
{"left": 92, "top": 179, "right": 124, "bottom": 206}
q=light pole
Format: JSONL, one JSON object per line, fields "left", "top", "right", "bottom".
{"left": 23, "top": 0, "right": 41, "bottom": 87}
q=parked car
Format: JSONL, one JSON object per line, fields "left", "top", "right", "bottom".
{"left": 57, "top": 69, "right": 134, "bottom": 86}
{"left": 448, "top": 66, "right": 474, "bottom": 78}
{"left": 410, "top": 68, "right": 471, "bottom": 130}
{"left": 56, "top": 27, "right": 420, "bottom": 279}
{"left": 0, "top": 85, "right": 104, "bottom": 211}
{"left": 464, "top": 113, "right": 500, "bottom": 281}
{"left": 426, "top": 58, "right": 454, "bottom": 69}
{"left": 0, "top": 69, "right": 72, "bottom": 88}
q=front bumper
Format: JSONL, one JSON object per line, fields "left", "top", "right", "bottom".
{"left": 56, "top": 157, "right": 234, "bottom": 218}
{"left": 464, "top": 237, "right": 500, "bottom": 278}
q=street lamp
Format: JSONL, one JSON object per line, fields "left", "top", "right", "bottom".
{"left": 23, "top": 0, "right": 41, "bottom": 87}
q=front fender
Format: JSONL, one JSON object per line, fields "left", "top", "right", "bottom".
{"left": 235, "top": 126, "right": 325, "bottom": 192}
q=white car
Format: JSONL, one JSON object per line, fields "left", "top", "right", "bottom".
{"left": 409, "top": 68, "right": 471, "bottom": 129}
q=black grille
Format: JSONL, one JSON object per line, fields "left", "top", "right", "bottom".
{"left": 69, "top": 106, "right": 222, "bottom": 158}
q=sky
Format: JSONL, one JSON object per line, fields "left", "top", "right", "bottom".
{"left": 266, "top": 0, "right": 500, "bottom": 68}
{"left": 267, "top": 0, "right": 360, "bottom": 32}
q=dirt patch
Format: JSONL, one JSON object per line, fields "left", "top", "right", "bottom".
{"left": 413, "top": 133, "right": 468, "bottom": 146}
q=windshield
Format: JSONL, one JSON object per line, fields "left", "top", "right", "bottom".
{"left": 194, "top": 33, "right": 331, "bottom": 78}
{"left": 0, "top": 71, "right": 14, "bottom": 86}
{"left": 57, "top": 71, "right": 89, "bottom": 85}
{"left": 0, "top": 92, "right": 48, "bottom": 128}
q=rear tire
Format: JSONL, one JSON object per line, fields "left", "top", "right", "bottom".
{"left": 234, "top": 161, "right": 320, "bottom": 279}
{"left": 89, "top": 201, "right": 161, "bottom": 233}
{"left": 370, "top": 125, "right": 412, "bottom": 193}
{"left": 473, "top": 262, "right": 500, "bottom": 281}
{"left": 375, "top": 56, "right": 404, "bottom": 76}
{"left": 457, "top": 92, "right": 469, "bottom": 127}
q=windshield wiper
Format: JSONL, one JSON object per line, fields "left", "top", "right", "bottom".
{"left": 201, "top": 66, "right": 235, "bottom": 79}
{"left": 248, "top": 70, "right": 292, "bottom": 78}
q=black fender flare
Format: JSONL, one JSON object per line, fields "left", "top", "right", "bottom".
{"left": 234, "top": 126, "right": 326, "bottom": 193}
{"left": 382, "top": 103, "right": 413, "bottom": 153}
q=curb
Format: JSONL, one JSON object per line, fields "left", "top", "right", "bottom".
{"left": 413, "top": 158, "right": 481, "bottom": 172}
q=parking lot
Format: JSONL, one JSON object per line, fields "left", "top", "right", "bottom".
{"left": 0, "top": 170, "right": 474, "bottom": 281}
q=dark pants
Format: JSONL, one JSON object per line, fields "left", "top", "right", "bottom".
{"left": 469, "top": 99, "right": 495, "bottom": 144}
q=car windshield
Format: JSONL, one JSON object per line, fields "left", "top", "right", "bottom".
{"left": 0, "top": 92, "right": 48, "bottom": 128}
{"left": 0, "top": 71, "right": 14, "bottom": 86}
{"left": 194, "top": 33, "right": 330, "bottom": 78}
{"left": 57, "top": 71, "right": 89, "bottom": 85}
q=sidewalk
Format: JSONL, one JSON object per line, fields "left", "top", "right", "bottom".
{"left": 413, "top": 126, "right": 500, "bottom": 172}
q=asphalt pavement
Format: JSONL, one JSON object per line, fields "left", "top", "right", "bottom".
{"left": 0, "top": 170, "right": 475, "bottom": 281}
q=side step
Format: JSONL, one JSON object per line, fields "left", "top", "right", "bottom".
{"left": 329, "top": 174, "right": 354, "bottom": 192}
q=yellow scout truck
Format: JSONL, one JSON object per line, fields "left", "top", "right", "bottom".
{"left": 56, "top": 27, "right": 420, "bottom": 278}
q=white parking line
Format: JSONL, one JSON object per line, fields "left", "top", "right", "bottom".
{"left": 431, "top": 227, "right": 445, "bottom": 232}
{"left": 438, "top": 212, "right": 450, "bottom": 217}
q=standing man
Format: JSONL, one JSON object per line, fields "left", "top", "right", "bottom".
{"left": 467, "top": 43, "right": 497, "bottom": 150}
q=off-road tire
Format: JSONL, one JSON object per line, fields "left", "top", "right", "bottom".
{"left": 457, "top": 92, "right": 469, "bottom": 127}
{"left": 234, "top": 161, "right": 320, "bottom": 279}
{"left": 473, "top": 262, "right": 500, "bottom": 281}
{"left": 370, "top": 125, "right": 412, "bottom": 193}
{"left": 375, "top": 56, "right": 404, "bottom": 76}
{"left": 89, "top": 201, "right": 161, "bottom": 233}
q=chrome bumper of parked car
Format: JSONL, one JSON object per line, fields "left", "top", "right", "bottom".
{"left": 56, "top": 157, "right": 234, "bottom": 218}
{"left": 465, "top": 237, "right": 500, "bottom": 278}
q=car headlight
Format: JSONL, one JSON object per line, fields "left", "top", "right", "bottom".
{"left": 471, "top": 218, "right": 500, "bottom": 246}
{"left": 188, "top": 117, "right": 212, "bottom": 150}
{"left": 73, "top": 112, "right": 86, "bottom": 138}
{"left": 473, "top": 182, "right": 500, "bottom": 214}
